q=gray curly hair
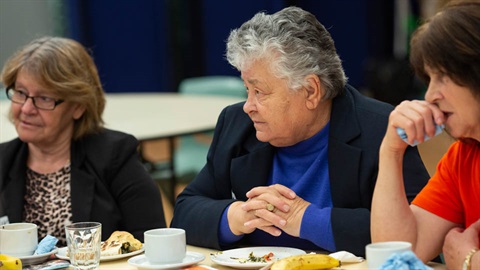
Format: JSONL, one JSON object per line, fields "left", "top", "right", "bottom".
{"left": 226, "top": 6, "right": 347, "bottom": 100}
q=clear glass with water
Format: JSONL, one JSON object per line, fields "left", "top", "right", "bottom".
{"left": 65, "top": 222, "right": 102, "bottom": 270}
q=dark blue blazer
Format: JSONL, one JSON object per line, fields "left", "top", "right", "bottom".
{"left": 0, "top": 129, "right": 166, "bottom": 242}
{"left": 171, "top": 85, "right": 429, "bottom": 256}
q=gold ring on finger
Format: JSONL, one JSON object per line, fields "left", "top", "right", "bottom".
{"left": 266, "top": 203, "right": 275, "bottom": 212}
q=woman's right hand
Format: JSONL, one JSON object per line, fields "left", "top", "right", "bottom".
{"left": 382, "top": 100, "right": 445, "bottom": 153}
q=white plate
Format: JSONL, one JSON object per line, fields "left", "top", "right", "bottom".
{"left": 127, "top": 251, "right": 205, "bottom": 270}
{"left": 210, "top": 246, "right": 306, "bottom": 269}
{"left": 56, "top": 246, "right": 144, "bottom": 261}
{"left": 18, "top": 248, "right": 58, "bottom": 265}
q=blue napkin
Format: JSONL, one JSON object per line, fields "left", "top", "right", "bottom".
{"left": 397, "top": 124, "right": 444, "bottom": 146}
{"left": 379, "top": 250, "right": 433, "bottom": 270}
{"left": 34, "top": 235, "right": 59, "bottom": 255}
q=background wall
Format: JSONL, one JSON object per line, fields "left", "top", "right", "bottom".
{"left": 0, "top": 0, "right": 60, "bottom": 84}
{"left": 1, "top": 0, "right": 434, "bottom": 104}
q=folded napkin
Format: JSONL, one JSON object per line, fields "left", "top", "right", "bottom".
{"left": 34, "top": 235, "right": 58, "bottom": 255}
{"left": 329, "top": 251, "right": 364, "bottom": 263}
{"left": 379, "top": 250, "right": 433, "bottom": 270}
{"left": 396, "top": 124, "right": 444, "bottom": 146}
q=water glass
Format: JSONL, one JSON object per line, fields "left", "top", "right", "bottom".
{"left": 65, "top": 222, "right": 102, "bottom": 270}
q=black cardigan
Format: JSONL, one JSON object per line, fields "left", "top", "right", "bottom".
{"left": 0, "top": 129, "right": 166, "bottom": 242}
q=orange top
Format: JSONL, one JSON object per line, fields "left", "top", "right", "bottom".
{"left": 412, "top": 141, "right": 480, "bottom": 228}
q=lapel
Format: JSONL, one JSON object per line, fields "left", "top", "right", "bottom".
{"left": 69, "top": 139, "right": 96, "bottom": 222}
{"left": 230, "top": 135, "right": 274, "bottom": 201}
{"left": 328, "top": 86, "right": 363, "bottom": 206}
{"left": 4, "top": 142, "right": 28, "bottom": 222}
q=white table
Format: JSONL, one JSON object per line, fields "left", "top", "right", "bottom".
{"left": 1, "top": 93, "right": 245, "bottom": 203}
{"left": 1, "top": 93, "right": 244, "bottom": 142}
{"left": 95, "top": 245, "right": 448, "bottom": 270}
{"left": 102, "top": 93, "right": 243, "bottom": 141}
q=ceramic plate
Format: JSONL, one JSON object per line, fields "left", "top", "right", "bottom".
{"left": 127, "top": 251, "right": 205, "bottom": 270}
{"left": 18, "top": 248, "right": 58, "bottom": 265}
{"left": 210, "top": 246, "right": 306, "bottom": 269}
{"left": 56, "top": 246, "right": 144, "bottom": 261}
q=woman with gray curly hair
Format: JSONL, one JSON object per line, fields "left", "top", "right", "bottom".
{"left": 0, "top": 37, "right": 166, "bottom": 246}
{"left": 171, "top": 6, "right": 428, "bottom": 256}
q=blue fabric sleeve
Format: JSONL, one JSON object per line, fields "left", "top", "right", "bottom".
{"left": 218, "top": 205, "right": 244, "bottom": 245}
{"left": 300, "top": 204, "right": 336, "bottom": 251}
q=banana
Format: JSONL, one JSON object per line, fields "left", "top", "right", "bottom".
{"left": 270, "top": 253, "right": 340, "bottom": 270}
{"left": 0, "top": 254, "right": 22, "bottom": 270}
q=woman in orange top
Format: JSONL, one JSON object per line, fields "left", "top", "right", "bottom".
{"left": 371, "top": 1, "right": 480, "bottom": 270}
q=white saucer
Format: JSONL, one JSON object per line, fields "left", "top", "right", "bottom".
{"left": 17, "top": 248, "right": 58, "bottom": 265}
{"left": 128, "top": 251, "right": 205, "bottom": 270}
{"left": 210, "top": 246, "right": 306, "bottom": 269}
{"left": 56, "top": 246, "right": 144, "bottom": 261}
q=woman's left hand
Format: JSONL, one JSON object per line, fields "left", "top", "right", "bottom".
{"left": 443, "top": 219, "right": 480, "bottom": 269}
{"left": 241, "top": 184, "right": 311, "bottom": 237}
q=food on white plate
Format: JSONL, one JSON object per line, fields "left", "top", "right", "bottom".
{"left": 270, "top": 253, "right": 340, "bottom": 270}
{"left": 230, "top": 251, "right": 275, "bottom": 264}
{"left": 100, "top": 231, "right": 142, "bottom": 256}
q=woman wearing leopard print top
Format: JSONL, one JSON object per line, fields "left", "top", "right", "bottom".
{"left": 0, "top": 37, "right": 166, "bottom": 246}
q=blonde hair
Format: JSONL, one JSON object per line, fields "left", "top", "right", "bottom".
{"left": 1, "top": 36, "right": 105, "bottom": 140}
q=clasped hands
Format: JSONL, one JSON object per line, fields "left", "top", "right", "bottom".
{"left": 227, "top": 184, "right": 310, "bottom": 238}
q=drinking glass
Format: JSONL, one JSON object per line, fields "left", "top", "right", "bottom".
{"left": 65, "top": 222, "right": 102, "bottom": 270}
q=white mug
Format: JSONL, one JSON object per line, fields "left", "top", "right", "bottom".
{"left": 144, "top": 228, "right": 186, "bottom": 264}
{"left": 0, "top": 222, "right": 38, "bottom": 256}
{"left": 366, "top": 241, "right": 412, "bottom": 269}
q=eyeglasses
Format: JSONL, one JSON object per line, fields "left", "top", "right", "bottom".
{"left": 6, "top": 86, "right": 64, "bottom": 110}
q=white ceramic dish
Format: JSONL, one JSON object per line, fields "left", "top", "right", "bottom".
{"left": 210, "top": 246, "right": 306, "bottom": 269}
{"left": 127, "top": 251, "right": 205, "bottom": 270}
{"left": 56, "top": 246, "right": 144, "bottom": 262}
{"left": 18, "top": 247, "right": 58, "bottom": 265}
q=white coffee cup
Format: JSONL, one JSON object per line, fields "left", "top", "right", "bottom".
{"left": 366, "top": 241, "right": 412, "bottom": 269}
{"left": 0, "top": 222, "right": 38, "bottom": 256}
{"left": 144, "top": 228, "right": 186, "bottom": 264}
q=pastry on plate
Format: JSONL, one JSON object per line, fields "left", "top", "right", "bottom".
{"left": 100, "top": 231, "right": 142, "bottom": 256}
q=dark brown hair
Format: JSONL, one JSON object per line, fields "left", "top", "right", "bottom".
{"left": 410, "top": 0, "right": 480, "bottom": 98}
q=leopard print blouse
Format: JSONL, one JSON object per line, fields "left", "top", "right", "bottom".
{"left": 24, "top": 163, "right": 73, "bottom": 247}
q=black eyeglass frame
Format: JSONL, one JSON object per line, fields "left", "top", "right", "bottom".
{"left": 5, "top": 86, "right": 65, "bottom": 111}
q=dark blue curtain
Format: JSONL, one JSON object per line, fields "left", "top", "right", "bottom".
{"left": 66, "top": 0, "right": 393, "bottom": 94}
{"left": 66, "top": 0, "right": 171, "bottom": 93}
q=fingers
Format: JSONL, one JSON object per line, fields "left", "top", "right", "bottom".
{"left": 258, "top": 225, "right": 283, "bottom": 236}
{"left": 243, "top": 213, "right": 285, "bottom": 237}
{"left": 242, "top": 197, "right": 290, "bottom": 213}
{"left": 244, "top": 184, "right": 296, "bottom": 214}
{"left": 246, "top": 184, "right": 296, "bottom": 200}
{"left": 390, "top": 100, "right": 445, "bottom": 145}
{"left": 227, "top": 201, "right": 256, "bottom": 235}
{"left": 468, "top": 218, "right": 480, "bottom": 232}
{"left": 242, "top": 203, "right": 287, "bottom": 227}
{"left": 244, "top": 216, "right": 283, "bottom": 236}
{"left": 425, "top": 102, "right": 445, "bottom": 126}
